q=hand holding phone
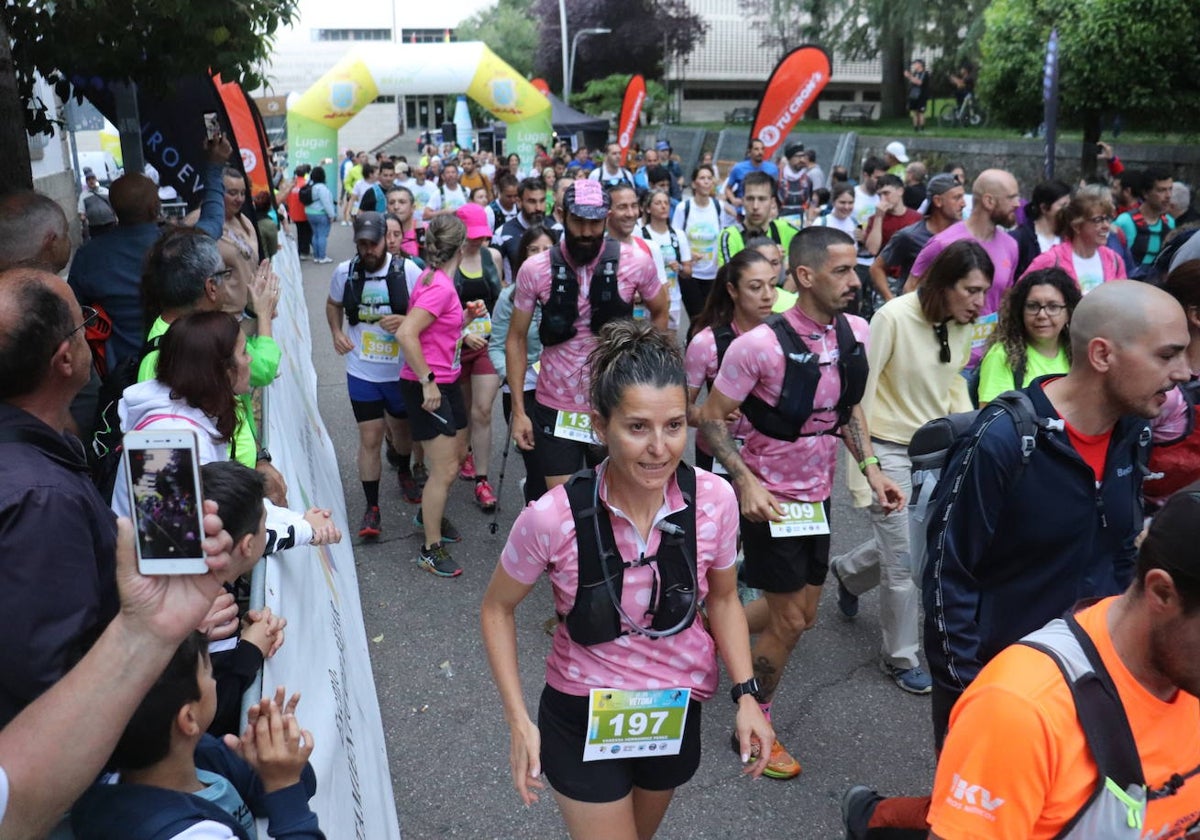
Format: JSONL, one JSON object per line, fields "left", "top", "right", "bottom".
{"left": 122, "top": 430, "right": 208, "bottom": 575}
{"left": 204, "top": 112, "right": 222, "bottom": 142}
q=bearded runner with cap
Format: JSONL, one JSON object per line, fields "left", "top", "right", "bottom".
{"left": 506, "top": 180, "right": 668, "bottom": 491}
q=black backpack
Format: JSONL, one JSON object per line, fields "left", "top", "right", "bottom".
{"left": 342, "top": 254, "right": 415, "bottom": 326}
{"left": 740, "top": 313, "right": 868, "bottom": 441}
{"left": 297, "top": 182, "right": 314, "bottom": 205}
{"left": 87, "top": 335, "right": 163, "bottom": 504}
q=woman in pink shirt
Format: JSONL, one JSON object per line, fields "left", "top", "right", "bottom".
{"left": 481, "top": 320, "right": 772, "bottom": 839}
{"left": 1023, "top": 184, "right": 1126, "bottom": 294}
{"left": 684, "top": 249, "right": 777, "bottom": 474}
{"left": 397, "top": 215, "right": 482, "bottom": 577}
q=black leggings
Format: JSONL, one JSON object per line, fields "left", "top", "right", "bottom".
{"left": 501, "top": 390, "right": 547, "bottom": 503}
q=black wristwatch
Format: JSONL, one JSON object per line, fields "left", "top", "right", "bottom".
{"left": 730, "top": 677, "right": 762, "bottom": 704}
{"left": 257, "top": 448, "right": 272, "bottom": 464}
{"left": 423, "top": 370, "right": 436, "bottom": 384}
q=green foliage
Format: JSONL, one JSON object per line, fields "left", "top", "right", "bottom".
{"left": 456, "top": 0, "right": 539, "bottom": 79}
{"left": 978, "top": 0, "right": 1200, "bottom": 131}
{"left": 573, "top": 74, "right": 668, "bottom": 121}
{"left": 5, "top": 0, "right": 298, "bottom": 136}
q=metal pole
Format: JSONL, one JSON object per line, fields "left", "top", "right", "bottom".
{"left": 111, "top": 81, "right": 144, "bottom": 175}
{"left": 558, "top": 0, "right": 570, "bottom": 103}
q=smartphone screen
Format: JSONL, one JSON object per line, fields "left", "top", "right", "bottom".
{"left": 204, "top": 111, "right": 221, "bottom": 141}
{"left": 122, "top": 430, "right": 208, "bottom": 575}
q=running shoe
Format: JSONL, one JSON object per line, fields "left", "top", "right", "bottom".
{"left": 413, "top": 462, "right": 429, "bottom": 488}
{"left": 729, "top": 731, "right": 801, "bottom": 780}
{"left": 417, "top": 543, "right": 462, "bottom": 578}
{"left": 459, "top": 452, "right": 476, "bottom": 480}
{"left": 833, "top": 566, "right": 859, "bottom": 619}
{"left": 841, "top": 785, "right": 883, "bottom": 840}
{"left": 358, "top": 506, "right": 381, "bottom": 538}
{"left": 398, "top": 471, "right": 422, "bottom": 504}
{"left": 880, "top": 661, "right": 933, "bottom": 695}
{"left": 414, "top": 513, "right": 462, "bottom": 543}
{"left": 475, "top": 479, "right": 497, "bottom": 512}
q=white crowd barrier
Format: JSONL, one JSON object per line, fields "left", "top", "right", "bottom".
{"left": 256, "top": 236, "right": 402, "bottom": 839}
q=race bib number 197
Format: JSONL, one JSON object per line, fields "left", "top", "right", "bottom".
{"left": 584, "top": 688, "right": 691, "bottom": 762}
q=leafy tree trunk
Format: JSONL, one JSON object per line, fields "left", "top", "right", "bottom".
{"left": 0, "top": 13, "right": 34, "bottom": 190}
{"left": 1080, "top": 109, "right": 1101, "bottom": 180}
{"left": 879, "top": 33, "right": 907, "bottom": 120}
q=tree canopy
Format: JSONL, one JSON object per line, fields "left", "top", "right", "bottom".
{"left": 979, "top": 0, "right": 1200, "bottom": 132}
{"left": 573, "top": 74, "right": 668, "bottom": 122}
{"left": 2, "top": 0, "right": 296, "bottom": 188}
{"left": 533, "top": 0, "right": 706, "bottom": 94}
{"left": 456, "top": 0, "right": 539, "bottom": 79}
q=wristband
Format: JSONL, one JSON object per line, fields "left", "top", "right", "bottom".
{"left": 858, "top": 456, "right": 880, "bottom": 474}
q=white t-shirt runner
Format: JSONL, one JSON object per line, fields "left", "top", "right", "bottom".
{"left": 641, "top": 225, "right": 690, "bottom": 332}
{"left": 672, "top": 198, "right": 721, "bottom": 280}
{"left": 427, "top": 184, "right": 469, "bottom": 215}
{"left": 328, "top": 254, "right": 422, "bottom": 381}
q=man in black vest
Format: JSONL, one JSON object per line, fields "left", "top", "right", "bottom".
{"left": 325, "top": 212, "right": 424, "bottom": 537}
{"left": 699, "top": 227, "right": 903, "bottom": 780}
{"left": 505, "top": 181, "right": 667, "bottom": 491}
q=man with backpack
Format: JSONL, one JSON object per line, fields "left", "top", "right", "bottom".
{"left": 284, "top": 164, "right": 312, "bottom": 260}
{"left": 698, "top": 227, "right": 904, "bottom": 780}
{"left": 843, "top": 488, "right": 1200, "bottom": 839}
{"left": 77, "top": 170, "right": 115, "bottom": 238}
{"left": 1113, "top": 167, "right": 1176, "bottom": 279}
{"left": 923, "top": 280, "right": 1191, "bottom": 746}
{"left": 325, "top": 212, "right": 425, "bottom": 537}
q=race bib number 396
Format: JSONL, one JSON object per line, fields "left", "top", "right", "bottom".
{"left": 584, "top": 688, "right": 691, "bottom": 762}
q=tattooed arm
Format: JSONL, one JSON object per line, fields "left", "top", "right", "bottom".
{"left": 699, "top": 387, "right": 784, "bottom": 522}
{"left": 841, "top": 404, "right": 905, "bottom": 513}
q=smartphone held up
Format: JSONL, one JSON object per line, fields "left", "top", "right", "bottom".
{"left": 122, "top": 430, "right": 208, "bottom": 575}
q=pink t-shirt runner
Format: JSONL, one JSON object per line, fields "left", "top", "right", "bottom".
{"left": 399, "top": 268, "right": 467, "bottom": 383}
{"left": 500, "top": 462, "right": 739, "bottom": 700}
{"left": 513, "top": 240, "right": 662, "bottom": 412}
{"left": 685, "top": 325, "right": 753, "bottom": 452}
{"left": 712, "top": 305, "right": 871, "bottom": 502}
{"left": 910, "top": 221, "right": 1018, "bottom": 316}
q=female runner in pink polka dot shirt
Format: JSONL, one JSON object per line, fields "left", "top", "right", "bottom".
{"left": 482, "top": 320, "right": 773, "bottom": 837}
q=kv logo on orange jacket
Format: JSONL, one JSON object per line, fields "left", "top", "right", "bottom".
{"left": 750, "top": 46, "right": 832, "bottom": 160}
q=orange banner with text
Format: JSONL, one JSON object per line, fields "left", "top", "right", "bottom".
{"left": 617, "top": 74, "right": 646, "bottom": 166}
{"left": 750, "top": 46, "right": 832, "bottom": 160}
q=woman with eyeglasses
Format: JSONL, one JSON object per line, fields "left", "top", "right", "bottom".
{"left": 977, "top": 268, "right": 1080, "bottom": 405}
{"left": 481, "top": 320, "right": 772, "bottom": 840}
{"left": 833, "top": 240, "right": 992, "bottom": 686}
{"left": 1023, "top": 184, "right": 1126, "bottom": 294}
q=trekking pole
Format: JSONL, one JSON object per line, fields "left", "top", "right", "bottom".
{"left": 489, "top": 409, "right": 515, "bottom": 535}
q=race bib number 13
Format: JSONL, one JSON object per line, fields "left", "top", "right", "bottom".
{"left": 769, "top": 501, "right": 830, "bottom": 537}
{"left": 584, "top": 688, "right": 691, "bottom": 762}
{"left": 554, "top": 410, "right": 597, "bottom": 443}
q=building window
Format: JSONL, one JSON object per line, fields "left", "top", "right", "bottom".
{"left": 312, "top": 28, "right": 391, "bottom": 41}
{"left": 373, "top": 95, "right": 397, "bottom": 104}
{"left": 400, "top": 28, "right": 455, "bottom": 43}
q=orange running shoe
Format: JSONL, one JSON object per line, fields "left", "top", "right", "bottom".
{"left": 730, "top": 732, "right": 802, "bottom": 780}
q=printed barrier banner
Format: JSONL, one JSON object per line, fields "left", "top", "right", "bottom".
{"left": 617, "top": 75, "right": 646, "bottom": 166}
{"left": 259, "top": 240, "right": 402, "bottom": 840}
{"left": 749, "top": 45, "right": 832, "bottom": 161}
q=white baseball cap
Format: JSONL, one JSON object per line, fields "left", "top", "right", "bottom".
{"left": 885, "top": 141, "right": 910, "bottom": 163}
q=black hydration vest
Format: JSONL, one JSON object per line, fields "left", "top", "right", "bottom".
{"left": 539, "top": 239, "right": 627, "bottom": 347}
{"left": 561, "top": 464, "right": 698, "bottom": 647}
{"left": 741, "top": 313, "right": 869, "bottom": 441}
{"left": 343, "top": 254, "right": 412, "bottom": 326}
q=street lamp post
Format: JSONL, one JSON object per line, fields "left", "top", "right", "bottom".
{"left": 566, "top": 27, "right": 612, "bottom": 105}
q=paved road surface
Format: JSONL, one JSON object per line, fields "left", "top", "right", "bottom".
{"left": 299, "top": 225, "right": 936, "bottom": 839}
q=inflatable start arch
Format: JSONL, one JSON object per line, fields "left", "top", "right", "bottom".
{"left": 288, "top": 41, "right": 552, "bottom": 166}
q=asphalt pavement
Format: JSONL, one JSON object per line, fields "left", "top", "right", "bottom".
{"left": 300, "top": 224, "right": 936, "bottom": 839}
